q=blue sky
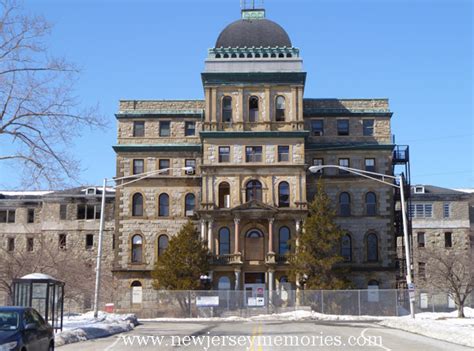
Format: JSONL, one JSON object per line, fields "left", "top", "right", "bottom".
{"left": 1, "top": 0, "right": 472, "bottom": 189}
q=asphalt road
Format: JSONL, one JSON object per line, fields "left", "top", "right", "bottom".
{"left": 58, "top": 320, "right": 471, "bottom": 351}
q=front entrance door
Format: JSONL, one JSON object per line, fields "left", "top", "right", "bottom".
{"left": 244, "top": 273, "right": 266, "bottom": 306}
{"left": 245, "top": 229, "right": 264, "bottom": 261}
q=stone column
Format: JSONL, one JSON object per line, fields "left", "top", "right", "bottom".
{"left": 234, "top": 269, "right": 241, "bottom": 290}
{"left": 208, "top": 220, "right": 214, "bottom": 254}
{"left": 234, "top": 218, "right": 240, "bottom": 254}
{"left": 200, "top": 219, "right": 207, "bottom": 242}
{"left": 268, "top": 218, "right": 275, "bottom": 254}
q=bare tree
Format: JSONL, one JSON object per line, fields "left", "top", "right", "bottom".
{"left": 422, "top": 248, "right": 474, "bottom": 318}
{"left": 0, "top": 235, "right": 114, "bottom": 311}
{"left": 0, "top": 0, "right": 106, "bottom": 188}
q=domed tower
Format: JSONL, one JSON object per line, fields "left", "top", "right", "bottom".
{"left": 199, "top": 2, "right": 308, "bottom": 291}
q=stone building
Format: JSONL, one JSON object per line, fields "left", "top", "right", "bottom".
{"left": 0, "top": 187, "right": 115, "bottom": 311}
{"left": 409, "top": 185, "right": 474, "bottom": 289}
{"left": 112, "top": 5, "right": 411, "bottom": 315}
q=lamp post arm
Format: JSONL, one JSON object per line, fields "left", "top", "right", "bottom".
{"left": 309, "top": 165, "right": 398, "bottom": 188}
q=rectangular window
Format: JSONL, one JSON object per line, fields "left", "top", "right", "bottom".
{"left": 363, "top": 119, "right": 374, "bottom": 136}
{"left": 310, "top": 120, "right": 324, "bottom": 136}
{"left": 278, "top": 146, "right": 289, "bottom": 162}
{"left": 218, "top": 146, "right": 230, "bottom": 163}
{"left": 418, "top": 262, "right": 426, "bottom": 279}
{"left": 185, "top": 159, "right": 196, "bottom": 175}
{"left": 60, "top": 204, "right": 67, "bottom": 220}
{"left": 159, "top": 159, "right": 170, "bottom": 175}
{"left": 59, "top": 234, "right": 67, "bottom": 250}
{"left": 133, "top": 159, "right": 144, "bottom": 175}
{"left": 312, "top": 158, "right": 324, "bottom": 174}
{"left": 27, "top": 209, "right": 35, "bottom": 223}
{"left": 133, "top": 121, "right": 145, "bottom": 137}
{"left": 246, "top": 146, "right": 263, "bottom": 163}
{"left": 338, "top": 158, "right": 350, "bottom": 174}
{"left": 417, "top": 232, "right": 425, "bottom": 248}
{"left": 365, "top": 158, "right": 375, "bottom": 172}
{"left": 77, "top": 204, "right": 100, "bottom": 220}
{"left": 27, "top": 238, "right": 34, "bottom": 252}
{"left": 411, "top": 203, "right": 433, "bottom": 218}
{"left": 443, "top": 203, "right": 450, "bottom": 218}
{"left": 159, "top": 121, "right": 170, "bottom": 137}
{"left": 0, "top": 210, "right": 16, "bottom": 223}
{"left": 445, "top": 232, "right": 452, "bottom": 248}
{"left": 337, "top": 119, "right": 349, "bottom": 136}
{"left": 185, "top": 121, "right": 196, "bottom": 136}
{"left": 7, "top": 238, "right": 14, "bottom": 252}
{"left": 86, "top": 234, "right": 94, "bottom": 250}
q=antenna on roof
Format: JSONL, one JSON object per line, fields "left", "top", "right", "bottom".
{"left": 241, "top": 0, "right": 265, "bottom": 19}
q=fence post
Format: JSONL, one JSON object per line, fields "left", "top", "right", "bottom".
{"left": 321, "top": 290, "right": 324, "bottom": 314}
{"left": 189, "top": 291, "right": 192, "bottom": 318}
{"left": 395, "top": 290, "right": 399, "bottom": 317}
{"left": 358, "top": 290, "right": 361, "bottom": 316}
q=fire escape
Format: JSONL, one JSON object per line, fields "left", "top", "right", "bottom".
{"left": 392, "top": 145, "right": 412, "bottom": 289}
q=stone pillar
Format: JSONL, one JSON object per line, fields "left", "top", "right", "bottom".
{"left": 200, "top": 220, "right": 207, "bottom": 242}
{"left": 234, "top": 218, "right": 240, "bottom": 254}
{"left": 234, "top": 269, "right": 241, "bottom": 290}
{"left": 268, "top": 218, "right": 275, "bottom": 254}
{"left": 208, "top": 220, "right": 214, "bottom": 254}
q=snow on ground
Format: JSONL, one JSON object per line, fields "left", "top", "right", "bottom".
{"left": 379, "top": 307, "right": 474, "bottom": 348}
{"left": 55, "top": 311, "right": 138, "bottom": 347}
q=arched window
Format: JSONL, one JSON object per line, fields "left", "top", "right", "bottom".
{"left": 278, "top": 182, "right": 290, "bottom": 208}
{"left": 131, "top": 235, "right": 143, "bottom": 263}
{"left": 239, "top": 53, "right": 245, "bottom": 58}
{"left": 218, "top": 276, "right": 231, "bottom": 290}
{"left": 222, "top": 96, "right": 232, "bottom": 122}
{"left": 278, "top": 53, "right": 285, "bottom": 58}
{"left": 249, "top": 96, "right": 259, "bottom": 123}
{"left": 246, "top": 180, "right": 262, "bottom": 202}
{"left": 223, "top": 53, "right": 229, "bottom": 58}
{"left": 159, "top": 193, "right": 169, "bottom": 217}
{"left": 341, "top": 234, "right": 352, "bottom": 262}
{"left": 276, "top": 96, "right": 286, "bottom": 121}
{"left": 218, "top": 227, "right": 230, "bottom": 255}
{"left": 247, "top": 53, "right": 253, "bottom": 58}
{"left": 286, "top": 53, "right": 293, "bottom": 58}
{"left": 132, "top": 193, "right": 143, "bottom": 217}
{"left": 254, "top": 53, "right": 261, "bottom": 58}
{"left": 158, "top": 235, "right": 168, "bottom": 257}
{"left": 218, "top": 182, "right": 230, "bottom": 208}
{"left": 131, "top": 280, "right": 142, "bottom": 304}
{"left": 185, "top": 193, "right": 195, "bottom": 216}
{"left": 278, "top": 227, "right": 291, "bottom": 255}
{"left": 215, "top": 54, "right": 221, "bottom": 59}
{"left": 366, "top": 192, "right": 377, "bottom": 216}
{"left": 339, "top": 192, "right": 351, "bottom": 216}
{"left": 367, "top": 233, "right": 378, "bottom": 262}
{"left": 231, "top": 53, "right": 237, "bottom": 58}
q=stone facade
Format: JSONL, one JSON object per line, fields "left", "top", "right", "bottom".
{"left": 0, "top": 188, "right": 115, "bottom": 312}
{"left": 408, "top": 185, "right": 474, "bottom": 290}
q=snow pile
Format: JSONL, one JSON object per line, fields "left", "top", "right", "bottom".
{"left": 55, "top": 311, "right": 138, "bottom": 347}
{"left": 379, "top": 307, "right": 474, "bottom": 348}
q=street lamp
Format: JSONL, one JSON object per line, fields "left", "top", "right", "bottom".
{"left": 308, "top": 165, "right": 415, "bottom": 319}
{"left": 93, "top": 166, "right": 194, "bottom": 318}
{"left": 200, "top": 274, "right": 212, "bottom": 290}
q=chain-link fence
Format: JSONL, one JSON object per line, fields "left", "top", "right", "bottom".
{"left": 141, "top": 289, "right": 472, "bottom": 318}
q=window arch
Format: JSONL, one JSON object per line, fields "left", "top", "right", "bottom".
{"left": 231, "top": 53, "right": 237, "bottom": 58}
{"left": 239, "top": 53, "right": 245, "bottom": 58}
{"left": 278, "top": 227, "right": 291, "bottom": 255}
{"left": 246, "top": 180, "right": 262, "bottom": 202}
{"left": 218, "top": 227, "right": 230, "bottom": 255}
{"left": 215, "top": 54, "right": 221, "bottom": 59}
{"left": 159, "top": 193, "right": 169, "bottom": 217}
{"left": 367, "top": 233, "right": 378, "bottom": 262}
{"left": 222, "top": 96, "right": 232, "bottom": 122}
{"left": 339, "top": 192, "right": 351, "bottom": 216}
{"left": 132, "top": 193, "right": 143, "bottom": 217}
{"left": 246, "top": 229, "right": 263, "bottom": 238}
{"left": 185, "top": 193, "right": 195, "bottom": 216}
{"left": 341, "top": 234, "right": 352, "bottom": 262}
{"left": 131, "top": 235, "right": 143, "bottom": 263}
{"left": 276, "top": 96, "right": 286, "bottom": 121}
{"left": 278, "top": 182, "right": 290, "bottom": 208}
{"left": 157, "top": 235, "right": 168, "bottom": 257}
{"left": 223, "top": 53, "right": 229, "bottom": 58}
{"left": 366, "top": 192, "right": 377, "bottom": 216}
{"left": 218, "top": 182, "right": 230, "bottom": 208}
{"left": 249, "top": 96, "right": 259, "bottom": 123}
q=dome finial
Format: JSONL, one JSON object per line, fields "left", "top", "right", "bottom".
{"left": 241, "top": 0, "right": 265, "bottom": 20}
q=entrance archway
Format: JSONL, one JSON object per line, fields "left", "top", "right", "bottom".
{"left": 245, "top": 229, "right": 264, "bottom": 261}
